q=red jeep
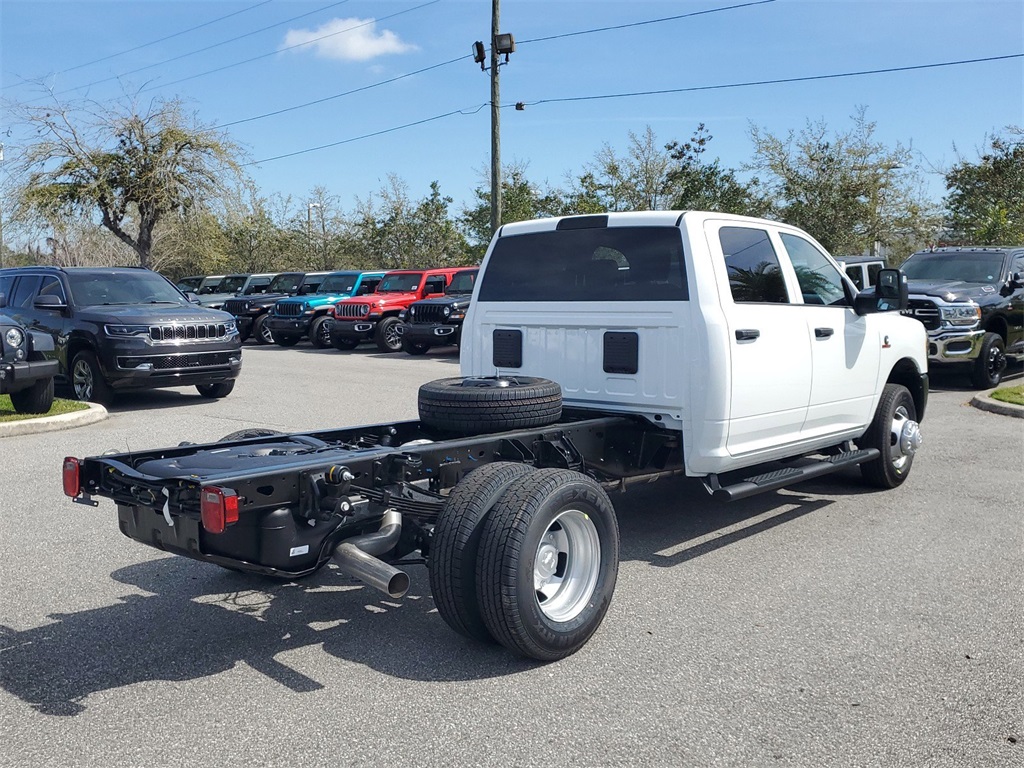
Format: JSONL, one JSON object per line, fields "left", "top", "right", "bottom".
{"left": 328, "top": 267, "right": 472, "bottom": 352}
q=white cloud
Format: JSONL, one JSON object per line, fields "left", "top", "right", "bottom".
{"left": 282, "top": 17, "right": 417, "bottom": 62}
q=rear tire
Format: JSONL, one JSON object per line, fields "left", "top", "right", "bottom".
{"left": 971, "top": 332, "right": 1006, "bottom": 389}
{"left": 196, "top": 381, "right": 235, "bottom": 399}
{"left": 857, "top": 383, "right": 921, "bottom": 489}
{"left": 219, "top": 428, "right": 284, "bottom": 442}
{"left": 418, "top": 376, "right": 562, "bottom": 435}
{"left": 476, "top": 469, "right": 619, "bottom": 661}
{"left": 429, "top": 462, "right": 536, "bottom": 643}
{"left": 309, "top": 316, "right": 332, "bottom": 349}
{"left": 375, "top": 316, "right": 403, "bottom": 353}
{"left": 9, "top": 376, "right": 54, "bottom": 414}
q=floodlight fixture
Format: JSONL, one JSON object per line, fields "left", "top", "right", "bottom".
{"left": 494, "top": 33, "right": 515, "bottom": 62}
{"left": 472, "top": 41, "right": 486, "bottom": 70}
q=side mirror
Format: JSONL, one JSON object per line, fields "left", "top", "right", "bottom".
{"left": 33, "top": 294, "right": 67, "bottom": 311}
{"left": 853, "top": 268, "right": 908, "bottom": 315}
{"left": 1010, "top": 271, "right": 1023, "bottom": 287}
{"left": 184, "top": 291, "right": 201, "bottom": 303}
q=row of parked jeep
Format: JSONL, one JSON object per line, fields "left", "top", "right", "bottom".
{"left": 179, "top": 266, "right": 479, "bottom": 355}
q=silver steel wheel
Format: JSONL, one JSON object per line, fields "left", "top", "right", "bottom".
{"left": 888, "top": 405, "right": 922, "bottom": 471}
{"left": 533, "top": 508, "right": 601, "bottom": 623}
{"left": 259, "top": 322, "right": 274, "bottom": 344}
{"left": 72, "top": 358, "right": 94, "bottom": 401}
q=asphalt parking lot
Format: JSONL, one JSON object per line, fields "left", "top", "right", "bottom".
{"left": 1, "top": 345, "right": 1021, "bottom": 768}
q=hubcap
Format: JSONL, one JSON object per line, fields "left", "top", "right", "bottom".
{"left": 72, "top": 360, "right": 93, "bottom": 400}
{"left": 533, "top": 509, "right": 601, "bottom": 623}
{"left": 888, "top": 405, "right": 922, "bottom": 470}
{"left": 260, "top": 323, "right": 274, "bottom": 344}
{"left": 385, "top": 323, "right": 401, "bottom": 348}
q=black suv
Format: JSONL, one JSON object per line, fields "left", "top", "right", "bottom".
{"left": 222, "top": 271, "right": 329, "bottom": 344}
{"left": 398, "top": 268, "right": 479, "bottom": 355}
{"left": 0, "top": 266, "right": 242, "bottom": 403}
{"left": 0, "top": 295, "right": 58, "bottom": 413}
{"left": 900, "top": 246, "right": 1024, "bottom": 388}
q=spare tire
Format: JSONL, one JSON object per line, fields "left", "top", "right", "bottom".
{"left": 219, "top": 428, "right": 285, "bottom": 442}
{"left": 418, "top": 376, "right": 562, "bottom": 434}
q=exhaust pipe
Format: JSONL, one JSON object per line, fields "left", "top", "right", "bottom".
{"left": 332, "top": 509, "right": 410, "bottom": 598}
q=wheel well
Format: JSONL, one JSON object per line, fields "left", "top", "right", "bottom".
{"left": 984, "top": 316, "right": 1008, "bottom": 342}
{"left": 887, "top": 358, "right": 926, "bottom": 419}
{"left": 65, "top": 338, "right": 95, "bottom": 373}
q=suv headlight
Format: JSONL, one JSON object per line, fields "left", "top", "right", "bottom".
{"left": 104, "top": 324, "right": 151, "bottom": 337}
{"left": 225, "top": 320, "right": 238, "bottom": 334}
{"left": 5, "top": 327, "right": 25, "bottom": 348}
{"left": 939, "top": 305, "right": 981, "bottom": 327}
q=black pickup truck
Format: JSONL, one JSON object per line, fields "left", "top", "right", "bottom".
{"left": 900, "top": 246, "right": 1024, "bottom": 388}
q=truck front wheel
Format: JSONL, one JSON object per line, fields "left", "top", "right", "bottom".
{"left": 430, "top": 462, "right": 536, "bottom": 643}
{"left": 476, "top": 469, "right": 619, "bottom": 661}
{"left": 253, "top": 314, "right": 274, "bottom": 345}
{"left": 857, "top": 383, "right": 921, "bottom": 489}
{"left": 971, "top": 332, "right": 1006, "bottom": 389}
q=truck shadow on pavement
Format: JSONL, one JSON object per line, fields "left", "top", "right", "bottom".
{"left": 0, "top": 475, "right": 866, "bottom": 718}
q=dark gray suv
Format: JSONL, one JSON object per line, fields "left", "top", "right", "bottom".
{"left": 0, "top": 266, "right": 242, "bottom": 403}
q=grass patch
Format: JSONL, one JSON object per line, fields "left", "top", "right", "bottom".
{"left": 990, "top": 384, "right": 1024, "bottom": 406}
{"left": 0, "top": 394, "right": 90, "bottom": 423}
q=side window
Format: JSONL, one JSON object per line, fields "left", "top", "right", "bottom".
{"left": 244, "top": 278, "right": 271, "bottom": 295}
{"left": 38, "top": 276, "right": 66, "bottom": 302}
{"left": 359, "top": 279, "right": 381, "bottom": 295}
{"left": 845, "top": 265, "right": 865, "bottom": 290}
{"left": 866, "top": 263, "right": 883, "bottom": 287}
{"left": 779, "top": 233, "right": 847, "bottom": 306}
{"left": 424, "top": 277, "right": 446, "bottom": 294}
{"left": 0, "top": 275, "right": 15, "bottom": 305}
{"left": 719, "top": 227, "right": 789, "bottom": 304}
{"left": 10, "top": 275, "right": 41, "bottom": 308}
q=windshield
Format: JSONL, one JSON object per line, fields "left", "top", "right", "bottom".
{"left": 318, "top": 274, "right": 358, "bottom": 294}
{"left": 378, "top": 273, "right": 423, "bottom": 292}
{"left": 67, "top": 271, "right": 187, "bottom": 306}
{"left": 901, "top": 252, "right": 1006, "bottom": 284}
{"left": 213, "top": 275, "right": 248, "bottom": 294}
{"left": 197, "top": 276, "right": 222, "bottom": 292}
{"left": 447, "top": 270, "right": 478, "bottom": 294}
{"left": 268, "top": 273, "right": 304, "bottom": 293}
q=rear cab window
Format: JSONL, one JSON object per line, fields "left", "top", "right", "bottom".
{"left": 478, "top": 226, "right": 687, "bottom": 302}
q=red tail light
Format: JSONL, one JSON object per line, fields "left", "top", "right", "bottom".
{"left": 62, "top": 457, "right": 82, "bottom": 497}
{"left": 200, "top": 486, "right": 239, "bottom": 534}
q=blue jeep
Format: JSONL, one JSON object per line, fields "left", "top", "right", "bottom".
{"left": 267, "top": 271, "right": 385, "bottom": 348}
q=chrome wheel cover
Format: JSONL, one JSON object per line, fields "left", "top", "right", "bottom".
{"left": 889, "top": 405, "right": 922, "bottom": 471}
{"left": 534, "top": 508, "right": 601, "bottom": 623}
{"left": 384, "top": 322, "right": 402, "bottom": 348}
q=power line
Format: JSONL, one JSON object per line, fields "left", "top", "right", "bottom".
{"left": 519, "top": 0, "right": 776, "bottom": 44}
{"left": 55, "top": 0, "right": 276, "bottom": 77}
{"left": 244, "top": 52, "right": 1022, "bottom": 166}
{"left": 514, "top": 53, "right": 1024, "bottom": 108}
{"left": 143, "top": 1, "right": 440, "bottom": 95}
{"left": 244, "top": 103, "right": 488, "bottom": 166}
{"left": 53, "top": 0, "right": 357, "bottom": 96}
{"left": 220, "top": 54, "right": 469, "bottom": 128}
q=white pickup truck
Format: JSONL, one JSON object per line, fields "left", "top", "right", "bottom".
{"left": 63, "top": 211, "right": 928, "bottom": 662}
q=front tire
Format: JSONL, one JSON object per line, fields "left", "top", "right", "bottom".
{"left": 430, "top": 462, "right": 536, "bottom": 643}
{"left": 857, "top": 383, "right": 922, "bottom": 489}
{"left": 971, "top": 332, "right": 1006, "bottom": 389}
{"left": 374, "top": 316, "right": 403, "bottom": 353}
{"left": 309, "top": 316, "right": 332, "bottom": 349}
{"left": 197, "top": 380, "right": 235, "bottom": 399}
{"left": 10, "top": 376, "right": 54, "bottom": 414}
{"left": 253, "top": 314, "right": 274, "bottom": 345}
{"left": 70, "top": 350, "right": 113, "bottom": 404}
{"left": 476, "top": 468, "right": 619, "bottom": 661}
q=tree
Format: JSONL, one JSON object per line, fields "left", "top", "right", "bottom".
{"left": 664, "top": 124, "right": 770, "bottom": 216}
{"left": 944, "top": 127, "right": 1024, "bottom": 245}
{"left": 5, "top": 91, "right": 246, "bottom": 268}
{"left": 581, "top": 126, "right": 672, "bottom": 212}
{"left": 746, "top": 108, "right": 937, "bottom": 257}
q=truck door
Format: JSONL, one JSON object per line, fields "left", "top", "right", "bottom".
{"left": 776, "top": 232, "right": 879, "bottom": 435}
{"left": 705, "top": 222, "right": 812, "bottom": 456}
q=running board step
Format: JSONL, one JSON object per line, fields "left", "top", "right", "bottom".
{"left": 703, "top": 448, "right": 880, "bottom": 501}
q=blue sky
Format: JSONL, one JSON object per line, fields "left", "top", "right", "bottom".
{"left": 2, "top": 0, "right": 1022, "bottom": 217}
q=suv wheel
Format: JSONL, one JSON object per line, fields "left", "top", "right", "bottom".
{"left": 71, "top": 350, "right": 113, "bottom": 404}
{"left": 375, "top": 316, "right": 403, "bottom": 353}
{"left": 310, "top": 316, "right": 332, "bottom": 349}
{"left": 197, "top": 381, "right": 235, "bottom": 399}
{"left": 253, "top": 314, "right": 274, "bottom": 345}
{"left": 10, "top": 376, "right": 54, "bottom": 414}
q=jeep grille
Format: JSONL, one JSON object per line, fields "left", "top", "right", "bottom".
{"left": 149, "top": 323, "right": 229, "bottom": 342}
{"left": 223, "top": 299, "right": 250, "bottom": 315}
{"left": 275, "top": 303, "right": 303, "bottom": 317}
{"left": 408, "top": 304, "right": 447, "bottom": 324}
{"left": 335, "top": 303, "right": 370, "bottom": 319}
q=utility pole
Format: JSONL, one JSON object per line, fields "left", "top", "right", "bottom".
{"left": 489, "top": 0, "right": 501, "bottom": 236}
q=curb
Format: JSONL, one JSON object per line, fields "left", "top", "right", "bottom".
{"left": 970, "top": 389, "right": 1024, "bottom": 419}
{"left": 0, "top": 402, "right": 109, "bottom": 438}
